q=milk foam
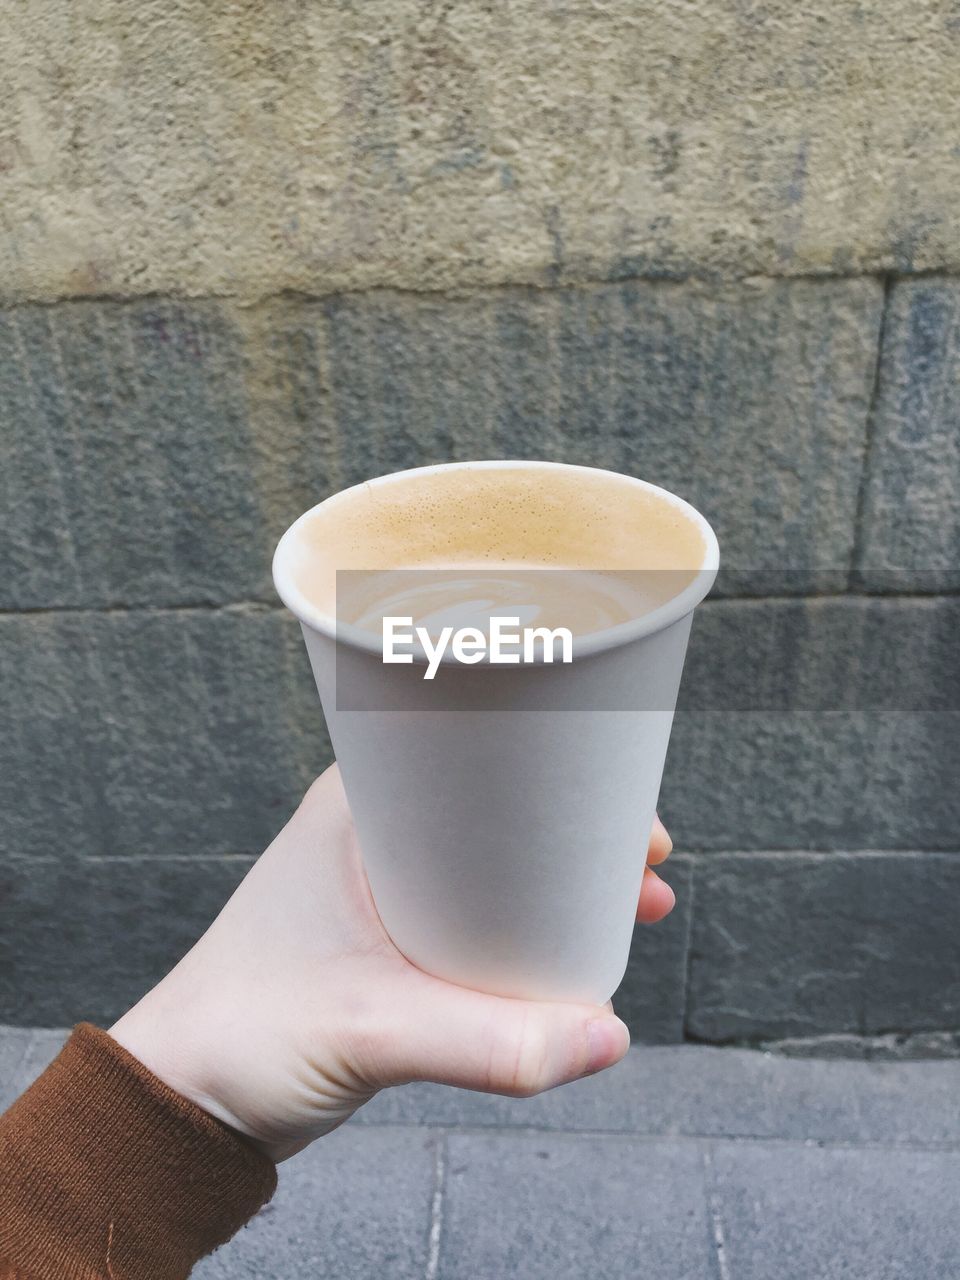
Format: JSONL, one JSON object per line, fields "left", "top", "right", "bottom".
{"left": 287, "top": 463, "right": 709, "bottom": 626}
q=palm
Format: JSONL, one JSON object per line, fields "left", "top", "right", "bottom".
{"left": 112, "top": 766, "right": 673, "bottom": 1163}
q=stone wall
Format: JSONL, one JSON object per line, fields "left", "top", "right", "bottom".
{"left": 1, "top": 2, "right": 958, "bottom": 1044}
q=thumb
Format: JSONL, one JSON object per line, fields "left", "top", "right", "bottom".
{"left": 358, "top": 977, "right": 631, "bottom": 1098}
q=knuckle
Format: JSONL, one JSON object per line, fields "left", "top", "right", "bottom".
{"left": 495, "top": 1016, "right": 550, "bottom": 1098}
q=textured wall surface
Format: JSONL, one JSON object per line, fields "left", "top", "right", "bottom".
{"left": 3, "top": 2, "right": 960, "bottom": 300}
{"left": 1, "top": 3, "right": 958, "bottom": 1042}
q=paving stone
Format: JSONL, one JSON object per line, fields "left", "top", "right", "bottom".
{"left": 5, "top": 1022, "right": 960, "bottom": 1278}
{"left": 6, "top": 1027, "right": 960, "bottom": 1149}
{"left": 0, "top": 1027, "right": 35, "bottom": 1113}
{"left": 194, "top": 1126, "right": 436, "bottom": 1280}
{"left": 857, "top": 279, "right": 960, "bottom": 591}
{"left": 0, "top": 1030, "right": 71, "bottom": 1114}
{"left": 356, "top": 1042, "right": 960, "bottom": 1147}
{"left": 439, "top": 1133, "right": 710, "bottom": 1280}
{"left": 708, "top": 1141, "right": 960, "bottom": 1280}
{"left": 1, "top": 281, "right": 880, "bottom": 609}
{"left": 0, "top": 858, "right": 253, "bottom": 1025}
{"left": 687, "top": 853, "right": 960, "bottom": 1041}
{"left": 12, "top": 1029, "right": 70, "bottom": 1092}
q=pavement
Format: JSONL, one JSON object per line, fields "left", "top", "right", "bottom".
{"left": 3, "top": 1028, "right": 959, "bottom": 1279}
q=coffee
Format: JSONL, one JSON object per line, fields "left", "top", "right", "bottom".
{"left": 285, "top": 463, "right": 707, "bottom": 640}
{"left": 344, "top": 566, "right": 681, "bottom": 644}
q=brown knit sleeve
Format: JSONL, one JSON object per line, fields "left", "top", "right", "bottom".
{"left": 0, "top": 1023, "right": 277, "bottom": 1280}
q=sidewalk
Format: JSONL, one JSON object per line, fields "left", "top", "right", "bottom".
{"left": 3, "top": 1028, "right": 958, "bottom": 1279}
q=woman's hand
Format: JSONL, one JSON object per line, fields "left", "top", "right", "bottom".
{"left": 111, "top": 765, "right": 675, "bottom": 1163}
{"left": 638, "top": 809, "right": 675, "bottom": 923}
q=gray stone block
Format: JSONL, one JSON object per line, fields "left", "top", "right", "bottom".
{"left": 1, "top": 280, "right": 880, "bottom": 609}
{"left": 258, "top": 277, "right": 880, "bottom": 594}
{"left": 764, "top": 1030, "right": 960, "bottom": 1060}
{"left": 3, "top": 617, "right": 957, "bottom": 868}
{"left": 2, "top": 616, "right": 958, "bottom": 1030}
{"left": 4, "top": 620, "right": 957, "bottom": 861}
{"left": 708, "top": 1141, "right": 960, "bottom": 1280}
{"left": 687, "top": 852, "right": 960, "bottom": 1041}
{"left": 665, "top": 598, "right": 960, "bottom": 849}
{"left": 660, "top": 711, "right": 960, "bottom": 851}
{"left": 857, "top": 279, "right": 960, "bottom": 591}
{"left": 0, "top": 844, "right": 687, "bottom": 1037}
{"left": 616, "top": 855, "right": 692, "bottom": 1044}
{"left": 0, "top": 609, "right": 327, "bottom": 863}
{"left": 0, "top": 856, "right": 253, "bottom": 1024}
{"left": 439, "top": 1133, "right": 710, "bottom": 1280}
{"left": 194, "top": 1126, "right": 436, "bottom": 1279}
{"left": 683, "top": 597, "right": 960, "bottom": 712}
{"left": 0, "top": 303, "right": 270, "bottom": 608}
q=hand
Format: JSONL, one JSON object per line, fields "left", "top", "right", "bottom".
{"left": 638, "top": 807, "right": 675, "bottom": 923}
{"left": 111, "top": 766, "right": 675, "bottom": 1162}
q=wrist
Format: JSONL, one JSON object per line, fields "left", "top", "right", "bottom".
{"left": 0, "top": 1023, "right": 277, "bottom": 1278}
{"left": 110, "top": 991, "right": 251, "bottom": 1143}
{"left": 109, "top": 963, "right": 376, "bottom": 1163}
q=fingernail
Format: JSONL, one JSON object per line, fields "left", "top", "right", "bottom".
{"left": 584, "top": 1017, "right": 631, "bottom": 1076}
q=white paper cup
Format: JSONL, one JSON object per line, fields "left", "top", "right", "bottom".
{"left": 273, "top": 461, "right": 718, "bottom": 1005}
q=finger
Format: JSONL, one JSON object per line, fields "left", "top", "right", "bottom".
{"left": 647, "top": 813, "right": 673, "bottom": 867}
{"left": 357, "top": 976, "right": 630, "bottom": 1097}
{"left": 636, "top": 866, "right": 676, "bottom": 924}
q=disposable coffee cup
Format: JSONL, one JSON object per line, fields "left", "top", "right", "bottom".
{"left": 273, "top": 461, "right": 718, "bottom": 1005}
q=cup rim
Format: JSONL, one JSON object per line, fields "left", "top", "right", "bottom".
{"left": 272, "top": 460, "right": 720, "bottom": 663}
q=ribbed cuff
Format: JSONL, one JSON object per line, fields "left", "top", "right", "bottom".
{"left": 0, "top": 1023, "right": 277, "bottom": 1280}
